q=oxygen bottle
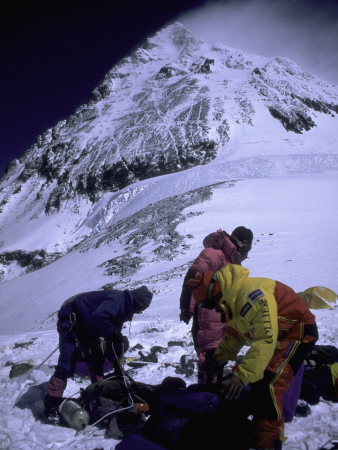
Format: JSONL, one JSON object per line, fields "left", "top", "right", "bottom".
{"left": 59, "top": 399, "right": 90, "bottom": 430}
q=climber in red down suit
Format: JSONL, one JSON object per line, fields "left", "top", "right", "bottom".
{"left": 179, "top": 227, "right": 253, "bottom": 384}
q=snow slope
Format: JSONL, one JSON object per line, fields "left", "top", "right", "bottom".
{"left": 0, "top": 171, "right": 337, "bottom": 449}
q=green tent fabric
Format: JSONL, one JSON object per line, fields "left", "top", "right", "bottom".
{"left": 297, "top": 286, "right": 338, "bottom": 309}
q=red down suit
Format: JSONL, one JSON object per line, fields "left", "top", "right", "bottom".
{"left": 180, "top": 230, "right": 240, "bottom": 383}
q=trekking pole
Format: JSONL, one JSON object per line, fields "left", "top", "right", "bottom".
{"left": 14, "top": 346, "right": 59, "bottom": 405}
{"left": 34, "top": 346, "right": 59, "bottom": 372}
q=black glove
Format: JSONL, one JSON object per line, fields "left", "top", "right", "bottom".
{"left": 107, "top": 333, "right": 129, "bottom": 360}
{"left": 180, "top": 311, "right": 192, "bottom": 325}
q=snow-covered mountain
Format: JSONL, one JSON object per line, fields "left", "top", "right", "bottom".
{"left": 0, "top": 22, "right": 338, "bottom": 450}
{"left": 0, "top": 22, "right": 337, "bottom": 284}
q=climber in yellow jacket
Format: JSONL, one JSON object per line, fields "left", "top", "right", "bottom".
{"left": 187, "top": 264, "right": 318, "bottom": 450}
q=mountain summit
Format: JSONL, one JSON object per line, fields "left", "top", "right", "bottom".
{"left": 0, "top": 22, "right": 337, "bottom": 282}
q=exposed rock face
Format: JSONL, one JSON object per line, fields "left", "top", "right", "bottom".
{"left": 0, "top": 22, "right": 337, "bottom": 282}
{"left": 268, "top": 106, "right": 315, "bottom": 133}
{"left": 3, "top": 26, "right": 224, "bottom": 215}
{"left": 2, "top": 23, "right": 337, "bottom": 215}
{"left": 250, "top": 57, "right": 338, "bottom": 132}
{"left": 0, "top": 250, "right": 62, "bottom": 282}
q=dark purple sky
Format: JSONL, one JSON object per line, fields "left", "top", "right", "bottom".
{"left": 1, "top": 0, "right": 337, "bottom": 177}
{"left": 0, "top": 0, "right": 211, "bottom": 176}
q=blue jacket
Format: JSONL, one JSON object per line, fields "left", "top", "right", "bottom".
{"left": 59, "top": 289, "right": 134, "bottom": 338}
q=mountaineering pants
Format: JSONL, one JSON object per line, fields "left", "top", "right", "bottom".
{"left": 249, "top": 323, "right": 318, "bottom": 448}
{"left": 46, "top": 306, "right": 106, "bottom": 399}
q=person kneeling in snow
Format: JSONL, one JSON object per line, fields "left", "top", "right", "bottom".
{"left": 187, "top": 265, "right": 318, "bottom": 450}
{"left": 44, "top": 286, "right": 153, "bottom": 421}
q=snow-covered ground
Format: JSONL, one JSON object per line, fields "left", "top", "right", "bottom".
{"left": 0, "top": 169, "right": 337, "bottom": 449}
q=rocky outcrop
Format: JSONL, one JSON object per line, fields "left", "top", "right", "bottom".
{"left": 268, "top": 107, "right": 316, "bottom": 133}
{"left": 250, "top": 57, "right": 337, "bottom": 132}
{"left": 0, "top": 250, "right": 62, "bottom": 281}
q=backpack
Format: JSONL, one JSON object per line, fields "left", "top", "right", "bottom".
{"left": 80, "top": 375, "right": 186, "bottom": 439}
{"left": 300, "top": 345, "right": 338, "bottom": 405}
{"left": 300, "top": 365, "right": 335, "bottom": 405}
{"left": 305, "top": 345, "right": 338, "bottom": 366}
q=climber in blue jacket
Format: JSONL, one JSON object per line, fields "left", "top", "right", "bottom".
{"left": 44, "top": 286, "right": 153, "bottom": 420}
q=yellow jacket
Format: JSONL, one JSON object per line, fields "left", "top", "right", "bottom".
{"left": 214, "top": 265, "right": 316, "bottom": 386}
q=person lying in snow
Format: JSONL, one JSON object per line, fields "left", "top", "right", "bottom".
{"left": 187, "top": 264, "right": 318, "bottom": 450}
{"left": 44, "top": 286, "right": 153, "bottom": 422}
{"left": 179, "top": 226, "right": 253, "bottom": 384}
